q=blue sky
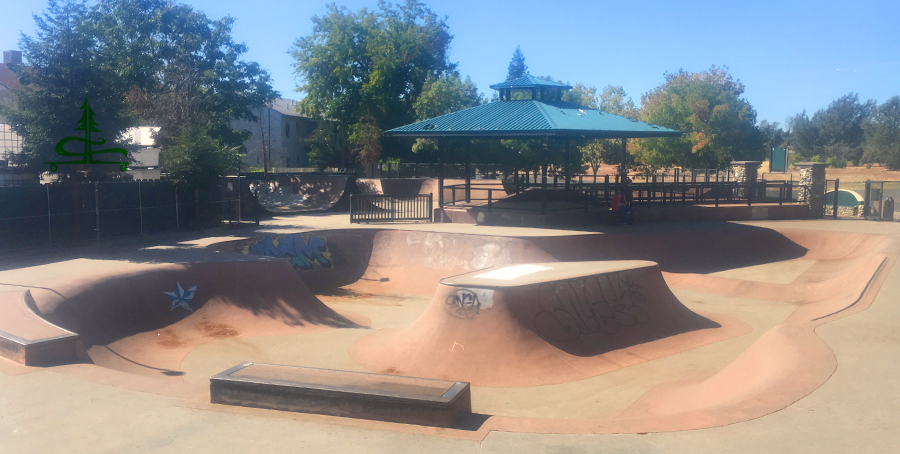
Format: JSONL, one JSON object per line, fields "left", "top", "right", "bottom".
{"left": 3, "top": 0, "right": 898, "bottom": 126}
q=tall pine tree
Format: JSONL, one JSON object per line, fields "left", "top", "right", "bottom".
{"left": 506, "top": 46, "right": 528, "bottom": 81}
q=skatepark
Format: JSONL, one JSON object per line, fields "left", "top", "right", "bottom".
{"left": 1, "top": 213, "right": 899, "bottom": 453}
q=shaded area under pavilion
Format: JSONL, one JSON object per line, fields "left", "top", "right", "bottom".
{"left": 385, "top": 76, "right": 681, "bottom": 214}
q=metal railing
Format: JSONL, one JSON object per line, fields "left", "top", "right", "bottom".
{"left": 442, "top": 178, "right": 801, "bottom": 211}
{"left": 350, "top": 194, "right": 432, "bottom": 223}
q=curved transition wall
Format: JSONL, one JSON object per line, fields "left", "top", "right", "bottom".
{"left": 210, "top": 223, "right": 898, "bottom": 432}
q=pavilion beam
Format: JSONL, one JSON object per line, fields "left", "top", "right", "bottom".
{"left": 541, "top": 136, "right": 548, "bottom": 214}
{"left": 465, "top": 141, "right": 471, "bottom": 203}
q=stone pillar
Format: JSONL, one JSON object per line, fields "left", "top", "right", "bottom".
{"left": 796, "top": 162, "right": 827, "bottom": 218}
{"left": 730, "top": 161, "right": 762, "bottom": 201}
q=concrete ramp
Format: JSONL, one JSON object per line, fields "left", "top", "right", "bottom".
{"left": 350, "top": 261, "right": 725, "bottom": 387}
{"left": 253, "top": 175, "right": 356, "bottom": 213}
{"left": 28, "top": 259, "right": 363, "bottom": 376}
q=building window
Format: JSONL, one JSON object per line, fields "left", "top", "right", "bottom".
{"left": 285, "top": 123, "right": 290, "bottom": 138}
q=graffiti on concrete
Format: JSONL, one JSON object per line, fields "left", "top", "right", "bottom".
{"left": 532, "top": 273, "right": 650, "bottom": 342}
{"left": 445, "top": 288, "right": 493, "bottom": 319}
{"left": 164, "top": 282, "right": 197, "bottom": 313}
{"left": 242, "top": 233, "right": 333, "bottom": 271}
{"left": 468, "top": 241, "right": 512, "bottom": 271}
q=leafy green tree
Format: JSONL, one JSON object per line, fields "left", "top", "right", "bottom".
{"left": 506, "top": 46, "right": 528, "bottom": 81}
{"left": 635, "top": 66, "right": 765, "bottom": 170}
{"left": 598, "top": 85, "right": 638, "bottom": 119}
{"left": 162, "top": 125, "right": 243, "bottom": 226}
{"left": 813, "top": 93, "right": 875, "bottom": 165}
{"left": 579, "top": 85, "right": 640, "bottom": 175}
{"left": 92, "top": 0, "right": 278, "bottom": 149}
{"left": 413, "top": 73, "right": 483, "bottom": 120}
{"left": 291, "top": 0, "right": 455, "bottom": 163}
{"left": 2, "top": 0, "right": 134, "bottom": 177}
{"left": 758, "top": 120, "right": 786, "bottom": 151}
{"left": 350, "top": 114, "right": 383, "bottom": 164}
{"left": 410, "top": 72, "right": 483, "bottom": 161}
{"left": 861, "top": 96, "right": 900, "bottom": 170}
{"left": 786, "top": 110, "right": 820, "bottom": 159}
{"left": 304, "top": 121, "right": 341, "bottom": 171}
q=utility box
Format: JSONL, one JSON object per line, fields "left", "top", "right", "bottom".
{"left": 883, "top": 197, "right": 894, "bottom": 221}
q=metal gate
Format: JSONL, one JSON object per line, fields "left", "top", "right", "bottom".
{"left": 350, "top": 194, "right": 433, "bottom": 223}
{"left": 863, "top": 181, "right": 900, "bottom": 221}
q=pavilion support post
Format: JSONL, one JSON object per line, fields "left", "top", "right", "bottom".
{"left": 465, "top": 142, "right": 471, "bottom": 203}
{"left": 437, "top": 139, "right": 445, "bottom": 219}
{"left": 541, "top": 137, "right": 549, "bottom": 214}
{"left": 564, "top": 139, "right": 571, "bottom": 195}
{"left": 620, "top": 138, "right": 627, "bottom": 177}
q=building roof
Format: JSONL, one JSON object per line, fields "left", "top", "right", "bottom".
{"left": 489, "top": 75, "right": 572, "bottom": 90}
{"left": 386, "top": 100, "right": 681, "bottom": 139}
{"left": 0, "top": 64, "right": 22, "bottom": 90}
{"left": 269, "top": 98, "right": 313, "bottom": 119}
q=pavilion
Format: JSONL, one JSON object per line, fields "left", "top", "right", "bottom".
{"left": 385, "top": 75, "right": 681, "bottom": 213}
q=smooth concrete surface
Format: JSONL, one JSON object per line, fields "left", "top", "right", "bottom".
{"left": 0, "top": 215, "right": 898, "bottom": 453}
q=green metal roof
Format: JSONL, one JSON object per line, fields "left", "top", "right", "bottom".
{"left": 386, "top": 100, "right": 681, "bottom": 139}
{"left": 489, "top": 75, "right": 573, "bottom": 90}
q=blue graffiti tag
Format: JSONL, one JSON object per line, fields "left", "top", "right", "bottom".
{"left": 243, "top": 233, "right": 333, "bottom": 271}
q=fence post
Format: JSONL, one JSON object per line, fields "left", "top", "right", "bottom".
{"left": 488, "top": 189, "right": 493, "bottom": 212}
{"left": 138, "top": 180, "right": 143, "bottom": 235}
{"left": 863, "top": 180, "right": 871, "bottom": 217}
{"left": 604, "top": 175, "right": 610, "bottom": 204}
{"left": 833, "top": 179, "right": 840, "bottom": 219}
{"left": 46, "top": 185, "right": 52, "bottom": 245}
{"left": 95, "top": 182, "right": 100, "bottom": 240}
{"left": 175, "top": 187, "right": 180, "bottom": 230}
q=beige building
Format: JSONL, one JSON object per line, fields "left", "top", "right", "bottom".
{"left": 0, "top": 51, "right": 23, "bottom": 166}
{"left": 232, "top": 98, "right": 319, "bottom": 170}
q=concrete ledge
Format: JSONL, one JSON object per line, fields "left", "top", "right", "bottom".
{"left": 210, "top": 363, "right": 472, "bottom": 427}
{"left": 0, "top": 290, "right": 81, "bottom": 366}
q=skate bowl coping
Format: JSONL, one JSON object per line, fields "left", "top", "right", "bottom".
{"left": 210, "top": 362, "right": 471, "bottom": 427}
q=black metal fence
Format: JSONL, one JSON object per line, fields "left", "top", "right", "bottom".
{"left": 443, "top": 178, "right": 802, "bottom": 211}
{"left": 350, "top": 194, "right": 433, "bottom": 223}
{"left": 0, "top": 178, "right": 255, "bottom": 250}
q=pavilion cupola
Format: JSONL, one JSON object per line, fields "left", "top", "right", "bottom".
{"left": 488, "top": 75, "right": 573, "bottom": 102}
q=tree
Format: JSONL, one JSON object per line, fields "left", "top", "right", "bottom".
{"left": 758, "top": 120, "right": 786, "bottom": 152}
{"left": 2, "top": 0, "right": 133, "bottom": 176}
{"left": 410, "top": 72, "right": 483, "bottom": 161}
{"left": 350, "top": 114, "right": 383, "bottom": 164}
{"left": 861, "top": 96, "right": 900, "bottom": 170}
{"left": 92, "top": 0, "right": 279, "bottom": 149}
{"left": 813, "top": 93, "right": 875, "bottom": 165}
{"left": 291, "top": 0, "right": 455, "bottom": 162}
{"left": 305, "top": 121, "right": 341, "bottom": 171}
{"left": 162, "top": 125, "right": 244, "bottom": 226}
{"left": 413, "top": 73, "right": 483, "bottom": 120}
{"left": 506, "top": 46, "right": 528, "bottom": 81}
{"left": 635, "top": 66, "right": 765, "bottom": 170}
{"left": 578, "top": 86, "right": 639, "bottom": 176}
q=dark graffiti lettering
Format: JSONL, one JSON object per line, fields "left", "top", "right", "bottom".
{"left": 445, "top": 289, "right": 481, "bottom": 319}
{"left": 243, "top": 233, "right": 333, "bottom": 271}
{"left": 532, "top": 273, "right": 650, "bottom": 342}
